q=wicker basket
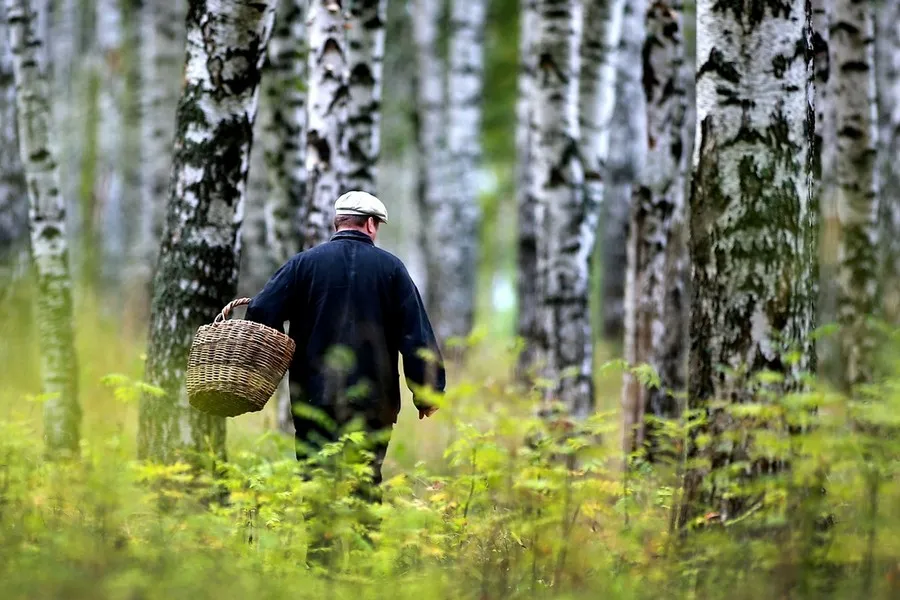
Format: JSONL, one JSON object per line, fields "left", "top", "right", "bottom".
{"left": 186, "top": 298, "right": 296, "bottom": 417}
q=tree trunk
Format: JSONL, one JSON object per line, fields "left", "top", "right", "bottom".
{"left": 263, "top": 0, "right": 307, "bottom": 267}
{"left": 0, "top": 11, "right": 29, "bottom": 289}
{"left": 831, "top": 0, "right": 878, "bottom": 389}
{"left": 432, "top": 0, "right": 485, "bottom": 342}
{"left": 411, "top": 0, "right": 451, "bottom": 338}
{"left": 599, "top": 0, "right": 640, "bottom": 345}
{"left": 96, "top": 0, "right": 126, "bottom": 299}
{"left": 132, "top": 0, "right": 187, "bottom": 320}
{"left": 344, "top": 0, "right": 387, "bottom": 194}
{"left": 4, "top": 0, "right": 81, "bottom": 454}
{"left": 532, "top": 0, "right": 596, "bottom": 418}
{"left": 681, "top": 0, "right": 815, "bottom": 524}
{"left": 303, "top": 0, "right": 348, "bottom": 250}
{"left": 876, "top": 2, "right": 900, "bottom": 324}
{"left": 621, "top": 0, "right": 690, "bottom": 455}
{"left": 139, "top": 0, "right": 276, "bottom": 464}
{"left": 516, "top": 0, "right": 539, "bottom": 371}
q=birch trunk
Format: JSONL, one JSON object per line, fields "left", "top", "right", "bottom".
{"left": 831, "top": 0, "right": 878, "bottom": 388}
{"left": 139, "top": 0, "right": 276, "bottom": 464}
{"left": 96, "top": 0, "right": 126, "bottom": 295}
{"left": 133, "top": 0, "right": 187, "bottom": 313}
{"left": 4, "top": 0, "right": 81, "bottom": 454}
{"left": 434, "top": 0, "right": 485, "bottom": 342}
{"left": 411, "top": 0, "right": 451, "bottom": 335}
{"left": 303, "top": 0, "right": 348, "bottom": 250}
{"left": 599, "top": 0, "right": 640, "bottom": 344}
{"left": 533, "top": 0, "right": 594, "bottom": 417}
{"left": 262, "top": 0, "right": 307, "bottom": 266}
{"left": 621, "top": 0, "right": 690, "bottom": 455}
{"left": 682, "top": 0, "right": 815, "bottom": 523}
{"left": 876, "top": 2, "right": 900, "bottom": 324}
{"left": 516, "top": 0, "right": 539, "bottom": 370}
{"left": 0, "top": 12, "right": 29, "bottom": 289}
{"left": 344, "top": 0, "right": 386, "bottom": 194}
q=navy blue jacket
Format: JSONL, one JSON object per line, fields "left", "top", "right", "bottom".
{"left": 244, "top": 230, "right": 445, "bottom": 427}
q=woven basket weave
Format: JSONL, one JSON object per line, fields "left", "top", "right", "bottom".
{"left": 187, "top": 298, "right": 296, "bottom": 417}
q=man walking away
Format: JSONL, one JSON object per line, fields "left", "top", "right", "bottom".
{"left": 245, "top": 191, "right": 445, "bottom": 496}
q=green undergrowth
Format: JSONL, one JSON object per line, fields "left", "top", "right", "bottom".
{"left": 3, "top": 307, "right": 900, "bottom": 598}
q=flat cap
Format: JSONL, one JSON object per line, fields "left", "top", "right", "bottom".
{"left": 334, "top": 190, "right": 388, "bottom": 223}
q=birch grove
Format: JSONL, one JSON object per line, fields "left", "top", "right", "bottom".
{"left": 4, "top": 0, "right": 81, "bottom": 453}
{"left": 681, "top": 0, "right": 816, "bottom": 521}
{"left": 830, "top": 0, "right": 879, "bottom": 389}
{"left": 621, "top": 0, "right": 690, "bottom": 455}
{"left": 139, "top": 0, "right": 276, "bottom": 463}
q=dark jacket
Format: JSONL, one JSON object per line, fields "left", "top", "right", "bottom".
{"left": 245, "top": 230, "right": 445, "bottom": 427}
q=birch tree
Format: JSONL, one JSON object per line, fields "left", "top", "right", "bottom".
{"left": 133, "top": 0, "right": 187, "bottom": 309}
{"left": 516, "top": 0, "right": 539, "bottom": 371}
{"left": 532, "top": 0, "right": 595, "bottom": 417}
{"left": 600, "top": 0, "right": 643, "bottom": 343}
{"left": 434, "top": 0, "right": 486, "bottom": 342}
{"left": 344, "top": 0, "right": 387, "bottom": 194}
{"left": 262, "top": 0, "right": 307, "bottom": 267}
{"left": 4, "top": 0, "right": 81, "bottom": 454}
{"left": 96, "top": 0, "right": 126, "bottom": 292}
{"left": 411, "top": 0, "right": 451, "bottom": 334}
{"left": 830, "top": 0, "right": 878, "bottom": 388}
{"left": 621, "top": 0, "right": 690, "bottom": 455}
{"left": 0, "top": 11, "right": 28, "bottom": 290}
{"left": 303, "top": 0, "right": 348, "bottom": 250}
{"left": 876, "top": 2, "right": 900, "bottom": 324}
{"left": 681, "top": 0, "right": 815, "bottom": 523}
{"left": 139, "top": 0, "right": 276, "bottom": 463}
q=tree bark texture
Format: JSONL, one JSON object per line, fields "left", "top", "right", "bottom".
{"left": 134, "top": 0, "right": 187, "bottom": 306}
{"left": 4, "top": 0, "right": 81, "bottom": 454}
{"left": 139, "top": 0, "right": 276, "bottom": 464}
{"left": 303, "top": 0, "right": 348, "bottom": 250}
{"left": 621, "top": 0, "right": 690, "bottom": 455}
{"left": 516, "top": 0, "right": 539, "bottom": 369}
{"left": 876, "top": 2, "right": 900, "bottom": 324}
{"left": 532, "top": 0, "right": 595, "bottom": 418}
{"left": 683, "top": 0, "right": 816, "bottom": 522}
{"left": 600, "top": 0, "right": 643, "bottom": 345}
{"left": 344, "top": 0, "right": 386, "bottom": 194}
{"left": 262, "top": 0, "right": 307, "bottom": 267}
{"left": 0, "top": 11, "right": 29, "bottom": 288}
{"left": 830, "top": 0, "right": 879, "bottom": 388}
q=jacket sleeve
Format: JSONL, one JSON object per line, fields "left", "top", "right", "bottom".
{"left": 395, "top": 265, "right": 446, "bottom": 408}
{"left": 244, "top": 257, "right": 299, "bottom": 334}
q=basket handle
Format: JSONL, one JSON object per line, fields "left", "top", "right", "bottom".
{"left": 214, "top": 297, "right": 252, "bottom": 324}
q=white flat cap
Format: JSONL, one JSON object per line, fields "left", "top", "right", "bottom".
{"left": 334, "top": 190, "right": 388, "bottom": 223}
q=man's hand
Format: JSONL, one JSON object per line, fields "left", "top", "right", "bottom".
{"left": 418, "top": 406, "right": 438, "bottom": 420}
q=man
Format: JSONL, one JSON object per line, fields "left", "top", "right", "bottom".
{"left": 245, "top": 191, "right": 445, "bottom": 493}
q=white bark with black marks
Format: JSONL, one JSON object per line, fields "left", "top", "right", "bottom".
{"left": 4, "top": 0, "right": 81, "bottom": 453}
{"left": 830, "top": 0, "right": 878, "bottom": 388}
{"left": 600, "top": 0, "right": 641, "bottom": 343}
{"left": 263, "top": 0, "right": 307, "bottom": 266}
{"left": 622, "top": 0, "right": 690, "bottom": 454}
{"left": 139, "top": 0, "right": 276, "bottom": 464}
{"left": 682, "top": 0, "right": 815, "bottom": 522}
{"left": 344, "top": 0, "right": 386, "bottom": 194}
{"left": 0, "top": 12, "right": 29, "bottom": 287}
{"left": 876, "top": 2, "right": 900, "bottom": 323}
{"left": 135, "top": 0, "right": 187, "bottom": 299}
{"left": 304, "top": 0, "right": 348, "bottom": 250}
{"left": 533, "top": 0, "right": 595, "bottom": 417}
{"left": 516, "top": 0, "right": 539, "bottom": 368}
